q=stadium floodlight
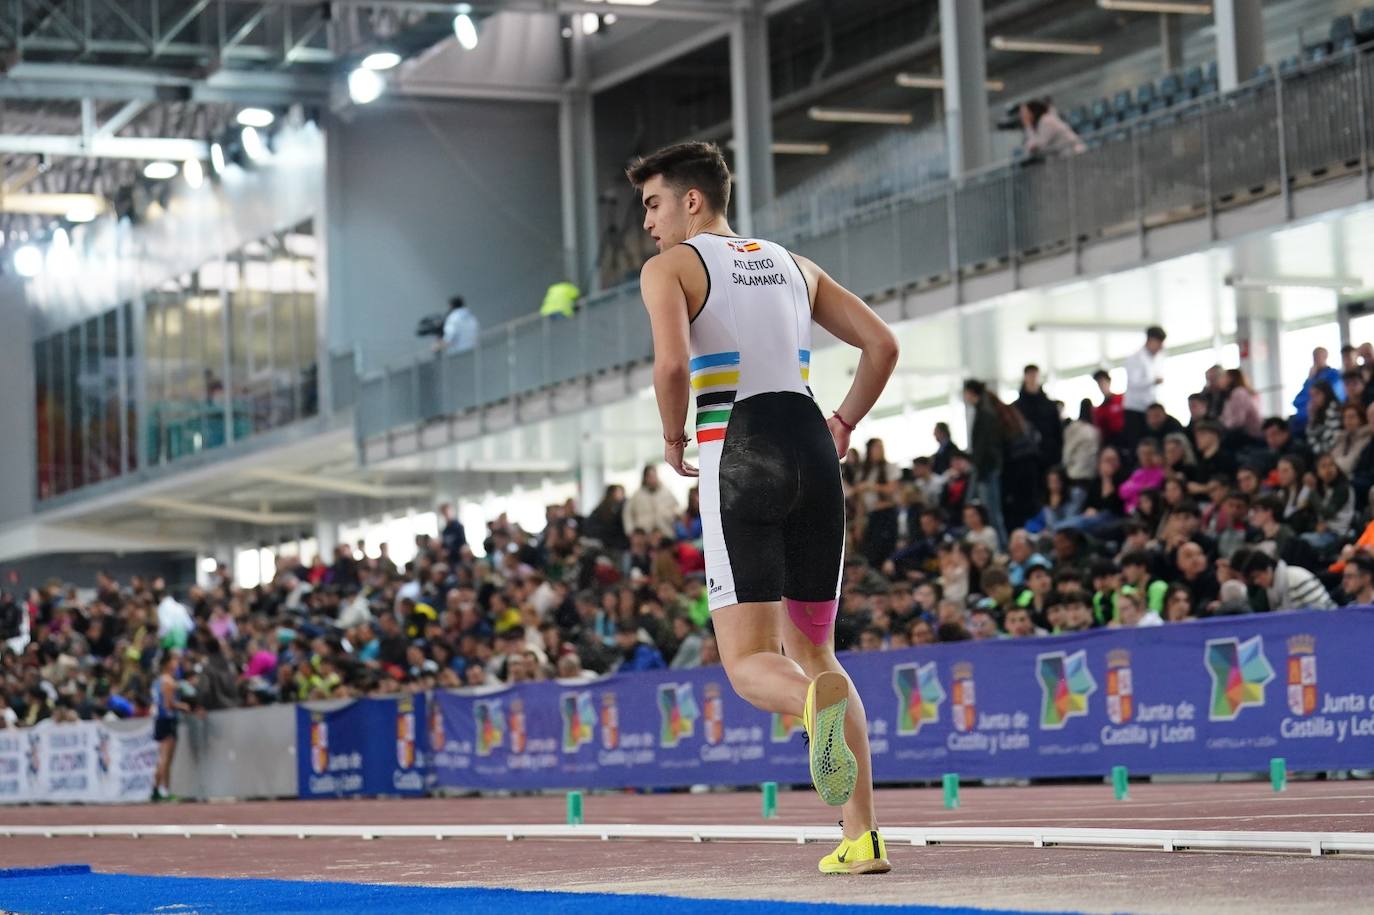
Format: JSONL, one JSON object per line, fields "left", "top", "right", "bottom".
{"left": 347, "top": 68, "right": 385, "bottom": 105}
{"left": 210, "top": 142, "right": 226, "bottom": 175}
{"left": 236, "top": 108, "right": 275, "bottom": 128}
{"left": 1097, "top": 1, "right": 1212, "bottom": 14}
{"left": 143, "top": 160, "right": 178, "bottom": 180}
{"left": 990, "top": 36, "right": 1103, "bottom": 55}
{"left": 896, "top": 73, "right": 1006, "bottom": 91}
{"left": 362, "top": 51, "right": 402, "bottom": 70}
{"left": 241, "top": 126, "right": 269, "bottom": 160}
{"left": 13, "top": 244, "right": 42, "bottom": 277}
{"left": 453, "top": 5, "right": 479, "bottom": 50}
{"left": 808, "top": 107, "right": 913, "bottom": 125}
{"left": 183, "top": 158, "right": 204, "bottom": 190}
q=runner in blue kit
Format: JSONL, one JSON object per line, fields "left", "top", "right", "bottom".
{"left": 628, "top": 142, "right": 899, "bottom": 875}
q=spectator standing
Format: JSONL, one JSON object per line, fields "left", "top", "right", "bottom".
{"left": 1292, "top": 348, "right": 1345, "bottom": 438}
{"left": 1092, "top": 370, "right": 1126, "bottom": 446}
{"left": 1123, "top": 326, "right": 1167, "bottom": 450}
{"left": 1015, "top": 364, "right": 1063, "bottom": 477}
{"left": 963, "top": 379, "right": 1012, "bottom": 547}
{"left": 439, "top": 503, "right": 467, "bottom": 562}
{"left": 584, "top": 485, "right": 630, "bottom": 552}
{"left": 156, "top": 590, "right": 192, "bottom": 650}
{"left": 439, "top": 295, "right": 480, "bottom": 355}
{"left": 1062, "top": 399, "right": 1101, "bottom": 486}
{"left": 1219, "top": 368, "right": 1263, "bottom": 442}
{"left": 931, "top": 422, "right": 956, "bottom": 474}
{"left": 540, "top": 280, "right": 580, "bottom": 319}
{"left": 623, "top": 465, "right": 678, "bottom": 539}
{"left": 856, "top": 438, "right": 901, "bottom": 566}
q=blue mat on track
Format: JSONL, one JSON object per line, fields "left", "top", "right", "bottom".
{"left": 0, "top": 865, "right": 1058, "bottom": 914}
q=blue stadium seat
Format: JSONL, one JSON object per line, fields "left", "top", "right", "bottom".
{"left": 1202, "top": 60, "right": 1219, "bottom": 96}
{"left": 1330, "top": 14, "right": 1356, "bottom": 50}
{"left": 1135, "top": 81, "right": 1156, "bottom": 110}
{"left": 1066, "top": 105, "right": 1090, "bottom": 132}
{"left": 1278, "top": 54, "right": 1301, "bottom": 74}
{"left": 1111, "top": 89, "right": 1134, "bottom": 117}
{"left": 1303, "top": 42, "right": 1331, "bottom": 63}
{"left": 1253, "top": 62, "right": 1274, "bottom": 81}
{"left": 1358, "top": 7, "right": 1374, "bottom": 42}
{"left": 1157, "top": 73, "right": 1182, "bottom": 107}
{"left": 1183, "top": 65, "right": 1203, "bottom": 98}
{"left": 1090, "top": 97, "right": 1111, "bottom": 126}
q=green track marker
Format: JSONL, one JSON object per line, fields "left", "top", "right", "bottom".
{"left": 762, "top": 781, "right": 778, "bottom": 819}
{"left": 942, "top": 773, "right": 960, "bottom": 809}
{"left": 567, "top": 790, "right": 584, "bottom": 825}
{"left": 1112, "top": 765, "right": 1130, "bottom": 801}
{"left": 1270, "top": 757, "right": 1287, "bottom": 792}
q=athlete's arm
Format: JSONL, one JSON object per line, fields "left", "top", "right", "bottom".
{"left": 796, "top": 255, "right": 900, "bottom": 457}
{"left": 640, "top": 252, "right": 699, "bottom": 478}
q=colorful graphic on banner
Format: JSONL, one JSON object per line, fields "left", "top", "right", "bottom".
{"left": 474, "top": 699, "right": 505, "bottom": 756}
{"left": 1038, "top": 650, "right": 1097, "bottom": 729}
{"left": 704, "top": 682, "right": 725, "bottom": 746}
{"left": 893, "top": 661, "right": 945, "bottom": 735}
{"left": 1106, "top": 649, "right": 1134, "bottom": 725}
{"left": 771, "top": 712, "right": 805, "bottom": 743}
{"left": 600, "top": 692, "right": 619, "bottom": 749}
{"left": 658, "top": 683, "right": 698, "bottom": 748}
{"left": 1286, "top": 634, "right": 1318, "bottom": 717}
{"left": 1206, "top": 636, "right": 1275, "bottom": 721}
{"left": 561, "top": 692, "right": 595, "bottom": 752}
{"left": 951, "top": 662, "right": 976, "bottom": 733}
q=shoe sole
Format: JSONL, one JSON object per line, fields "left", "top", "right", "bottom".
{"left": 809, "top": 671, "right": 858, "bottom": 807}
{"left": 820, "top": 859, "right": 892, "bottom": 875}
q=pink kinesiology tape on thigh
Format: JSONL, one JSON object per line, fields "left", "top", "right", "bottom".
{"left": 785, "top": 597, "right": 838, "bottom": 646}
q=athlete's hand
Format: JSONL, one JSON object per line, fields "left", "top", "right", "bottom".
{"left": 826, "top": 415, "right": 851, "bottom": 459}
{"left": 665, "top": 440, "right": 699, "bottom": 477}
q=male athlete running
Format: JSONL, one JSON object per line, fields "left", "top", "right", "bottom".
{"left": 629, "top": 142, "right": 899, "bottom": 875}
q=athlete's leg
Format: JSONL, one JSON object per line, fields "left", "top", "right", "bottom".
{"left": 712, "top": 600, "right": 810, "bottom": 718}
{"left": 782, "top": 617, "right": 877, "bottom": 837}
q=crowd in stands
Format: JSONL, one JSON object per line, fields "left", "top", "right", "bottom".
{"left": 5, "top": 327, "right": 1374, "bottom": 729}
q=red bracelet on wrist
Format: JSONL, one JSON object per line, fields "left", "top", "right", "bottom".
{"left": 831, "top": 411, "right": 856, "bottom": 432}
{"left": 664, "top": 431, "right": 691, "bottom": 448}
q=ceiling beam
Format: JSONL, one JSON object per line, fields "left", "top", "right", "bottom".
{"left": 264, "top": 0, "right": 733, "bottom": 22}
{"left": 0, "top": 62, "right": 331, "bottom": 105}
{"left": 0, "top": 134, "right": 208, "bottom": 160}
{"left": 240, "top": 467, "right": 433, "bottom": 499}
{"left": 138, "top": 497, "right": 314, "bottom": 526}
{"left": 96, "top": 100, "right": 149, "bottom": 137}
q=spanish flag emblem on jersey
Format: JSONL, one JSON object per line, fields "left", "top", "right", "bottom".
{"left": 727, "top": 239, "right": 762, "bottom": 254}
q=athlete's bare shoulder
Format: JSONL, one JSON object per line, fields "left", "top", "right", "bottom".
{"left": 642, "top": 243, "right": 708, "bottom": 314}
{"left": 787, "top": 251, "right": 823, "bottom": 309}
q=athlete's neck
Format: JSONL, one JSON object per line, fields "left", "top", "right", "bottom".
{"left": 685, "top": 215, "right": 736, "bottom": 240}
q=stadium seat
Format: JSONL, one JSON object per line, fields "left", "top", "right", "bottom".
{"left": 1157, "top": 73, "right": 1182, "bottom": 109}
{"left": 1136, "top": 81, "right": 1159, "bottom": 112}
{"left": 1303, "top": 42, "right": 1331, "bottom": 63}
{"left": 1201, "top": 60, "right": 1219, "bottom": 96}
{"left": 1090, "top": 97, "right": 1111, "bottom": 127}
{"left": 1330, "top": 14, "right": 1356, "bottom": 50}
{"left": 1279, "top": 54, "right": 1301, "bottom": 74}
{"left": 1358, "top": 7, "right": 1374, "bottom": 42}
{"left": 1253, "top": 62, "right": 1274, "bottom": 81}
{"left": 1111, "top": 89, "right": 1134, "bottom": 118}
{"left": 1183, "top": 65, "right": 1203, "bottom": 98}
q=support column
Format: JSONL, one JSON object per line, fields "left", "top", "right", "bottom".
{"left": 1235, "top": 297, "right": 1285, "bottom": 418}
{"left": 729, "top": 0, "right": 774, "bottom": 236}
{"left": 1160, "top": 14, "right": 1184, "bottom": 73}
{"left": 1214, "top": 0, "right": 1265, "bottom": 92}
{"left": 560, "top": 26, "right": 600, "bottom": 291}
{"left": 939, "top": 0, "right": 992, "bottom": 177}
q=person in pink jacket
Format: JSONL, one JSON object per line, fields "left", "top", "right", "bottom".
{"left": 1119, "top": 439, "right": 1166, "bottom": 515}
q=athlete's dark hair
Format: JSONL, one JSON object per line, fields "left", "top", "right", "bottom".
{"left": 626, "top": 142, "right": 732, "bottom": 215}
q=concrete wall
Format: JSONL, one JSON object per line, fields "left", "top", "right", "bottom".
{"left": 324, "top": 100, "right": 564, "bottom": 373}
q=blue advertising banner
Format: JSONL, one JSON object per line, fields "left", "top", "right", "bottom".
{"left": 298, "top": 609, "right": 1374, "bottom": 797}
{"left": 296, "top": 693, "right": 428, "bottom": 798}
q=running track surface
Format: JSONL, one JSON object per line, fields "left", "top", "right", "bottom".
{"left": 2, "top": 781, "right": 1372, "bottom": 914}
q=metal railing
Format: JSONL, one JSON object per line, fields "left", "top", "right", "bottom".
{"left": 357, "top": 45, "right": 1374, "bottom": 448}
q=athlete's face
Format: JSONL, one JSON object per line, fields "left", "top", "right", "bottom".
{"left": 640, "top": 175, "right": 706, "bottom": 251}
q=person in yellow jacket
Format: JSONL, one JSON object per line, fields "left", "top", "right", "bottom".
{"left": 540, "top": 281, "right": 580, "bottom": 318}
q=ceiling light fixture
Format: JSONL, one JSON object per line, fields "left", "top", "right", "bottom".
{"left": 1097, "top": 0, "right": 1212, "bottom": 14}
{"left": 895, "top": 73, "right": 1006, "bottom": 91}
{"left": 361, "top": 50, "right": 402, "bottom": 70}
{"left": 236, "top": 108, "right": 275, "bottom": 128}
{"left": 1225, "top": 274, "right": 1364, "bottom": 294}
{"left": 990, "top": 36, "right": 1103, "bottom": 55}
{"left": 807, "top": 106, "right": 913, "bottom": 125}
{"left": 241, "top": 126, "right": 269, "bottom": 160}
{"left": 453, "top": 6, "right": 479, "bottom": 50}
{"left": 347, "top": 68, "right": 385, "bottom": 105}
{"left": 210, "top": 142, "right": 226, "bottom": 175}
{"left": 143, "top": 160, "right": 178, "bottom": 180}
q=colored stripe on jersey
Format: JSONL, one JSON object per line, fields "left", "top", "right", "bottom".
{"left": 692, "top": 350, "right": 739, "bottom": 443}
{"left": 799, "top": 349, "right": 811, "bottom": 382}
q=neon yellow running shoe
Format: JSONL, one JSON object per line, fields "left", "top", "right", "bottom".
{"left": 819, "top": 828, "right": 891, "bottom": 875}
{"left": 803, "top": 671, "right": 858, "bottom": 807}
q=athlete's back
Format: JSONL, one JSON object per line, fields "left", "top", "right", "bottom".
{"left": 681, "top": 232, "right": 841, "bottom": 616}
